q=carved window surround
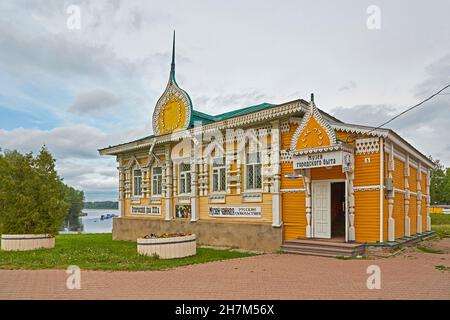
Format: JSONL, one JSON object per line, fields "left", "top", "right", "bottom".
{"left": 208, "top": 193, "right": 226, "bottom": 204}
{"left": 149, "top": 197, "right": 162, "bottom": 204}
{"left": 241, "top": 192, "right": 262, "bottom": 203}
{"left": 131, "top": 197, "right": 141, "bottom": 204}
{"left": 175, "top": 196, "right": 191, "bottom": 204}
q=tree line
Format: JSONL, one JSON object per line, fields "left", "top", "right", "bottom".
{"left": 430, "top": 159, "right": 450, "bottom": 205}
{"left": 84, "top": 201, "right": 118, "bottom": 209}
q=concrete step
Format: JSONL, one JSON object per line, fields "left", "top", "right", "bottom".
{"left": 281, "top": 239, "right": 365, "bottom": 257}
{"left": 281, "top": 247, "right": 363, "bottom": 258}
{"left": 284, "top": 239, "right": 364, "bottom": 249}
{"left": 282, "top": 249, "right": 343, "bottom": 258}
{"left": 281, "top": 244, "right": 361, "bottom": 255}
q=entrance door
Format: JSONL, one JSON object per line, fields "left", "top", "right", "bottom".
{"left": 312, "top": 181, "right": 331, "bottom": 238}
{"left": 331, "top": 182, "right": 346, "bottom": 238}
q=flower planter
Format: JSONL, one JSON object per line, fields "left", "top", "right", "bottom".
{"left": 0, "top": 234, "right": 55, "bottom": 251}
{"left": 137, "top": 234, "right": 196, "bottom": 259}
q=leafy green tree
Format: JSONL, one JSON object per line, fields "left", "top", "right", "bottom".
{"left": 444, "top": 168, "right": 450, "bottom": 204}
{"left": 430, "top": 157, "right": 450, "bottom": 204}
{"left": 0, "top": 147, "right": 70, "bottom": 235}
{"left": 63, "top": 185, "right": 85, "bottom": 231}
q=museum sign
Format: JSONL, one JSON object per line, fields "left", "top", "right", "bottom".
{"left": 293, "top": 151, "right": 353, "bottom": 171}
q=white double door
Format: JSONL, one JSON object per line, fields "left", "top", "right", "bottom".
{"left": 312, "top": 181, "right": 331, "bottom": 239}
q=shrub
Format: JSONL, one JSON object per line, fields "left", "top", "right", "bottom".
{"left": 0, "top": 147, "right": 70, "bottom": 235}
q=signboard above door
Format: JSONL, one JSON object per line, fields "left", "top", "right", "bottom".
{"left": 293, "top": 151, "right": 353, "bottom": 171}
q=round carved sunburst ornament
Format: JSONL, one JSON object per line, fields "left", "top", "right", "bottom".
{"left": 152, "top": 85, "right": 192, "bottom": 135}
{"left": 161, "top": 96, "right": 182, "bottom": 132}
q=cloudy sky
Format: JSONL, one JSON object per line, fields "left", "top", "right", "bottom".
{"left": 0, "top": 0, "right": 449, "bottom": 201}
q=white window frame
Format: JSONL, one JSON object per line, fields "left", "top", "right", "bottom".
{"left": 211, "top": 157, "right": 227, "bottom": 193}
{"left": 179, "top": 162, "right": 192, "bottom": 195}
{"left": 132, "top": 167, "right": 143, "bottom": 197}
{"left": 245, "top": 152, "right": 262, "bottom": 191}
{"left": 151, "top": 165, "right": 163, "bottom": 196}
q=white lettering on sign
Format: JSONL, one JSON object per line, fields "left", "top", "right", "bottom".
{"left": 131, "top": 205, "right": 161, "bottom": 215}
{"left": 209, "top": 206, "right": 261, "bottom": 218}
{"left": 293, "top": 151, "right": 343, "bottom": 170}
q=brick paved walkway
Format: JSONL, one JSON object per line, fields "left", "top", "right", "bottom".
{"left": 1, "top": 239, "right": 449, "bottom": 300}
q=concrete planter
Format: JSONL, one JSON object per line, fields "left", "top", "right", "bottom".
{"left": 1, "top": 234, "right": 55, "bottom": 251}
{"left": 137, "top": 234, "right": 196, "bottom": 259}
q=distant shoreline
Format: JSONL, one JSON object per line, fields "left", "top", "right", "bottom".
{"left": 84, "top": 201, "right": 118, "bottom": 210}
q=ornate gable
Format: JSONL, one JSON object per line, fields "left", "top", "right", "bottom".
{"left": 290, "top": 98, "right": 336, "bottom": 151}
{"left": 152, "top": 31, "right": 193, "bottom": 136}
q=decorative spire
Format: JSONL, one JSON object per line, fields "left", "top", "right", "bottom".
{"left": 170, "top": 30, "right": 176, "bottom": 81}
{"left": 309, "top": 92, "right": 316, "bottom": 112}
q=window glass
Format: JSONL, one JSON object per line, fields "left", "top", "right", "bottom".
{"left": 152, "top": 167, "right": 162, "bottom": 195}
{"left": 212, "top": 157, "right": 226, "bottom": 192}
{"left": 246, "top": 152, "right": 262, "bottom": 190}
{"left": 133, "top": 169, "right": 142, "bottom": 196}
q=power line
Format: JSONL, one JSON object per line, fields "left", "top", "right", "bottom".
{"left": 345, "top": 83, "right": 450, "bottom": 143}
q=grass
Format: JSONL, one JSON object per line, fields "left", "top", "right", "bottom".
{"left": 0, "top": 233, "right": 256, "bottom": 271}
{"left": 431, "top": 225, "right": 450, "bottom": 238}
{"left": 416, "top": 245, "right": 443, "bottom": 254}
{"left": 431, "top": 214, "right": 450, "bottom": 239}
{"left": 435, "top": 265, "right": 450, "bottom": 272}
{"left": 430, "top": 213, "right": 450, "bottom": 225}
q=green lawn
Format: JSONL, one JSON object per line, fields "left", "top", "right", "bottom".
{"left": 431, "top": 214, "right": 450, "bottom": 238}
{"left": 0, "top": 233, "right": 255, "bottom": 271}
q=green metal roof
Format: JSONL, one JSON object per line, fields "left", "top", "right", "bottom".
{"left": 191, "top": 110, "right": 217, "bottom": 125}
{"left": 214, "top": 102, "right": 274, "bottom": 120}
{"left": 189, "top": 102, "right": 274, "bottom": 127}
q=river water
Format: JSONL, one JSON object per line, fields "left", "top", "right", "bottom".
{"left": 62, "top": 209, "right": 119, "bottom": 234}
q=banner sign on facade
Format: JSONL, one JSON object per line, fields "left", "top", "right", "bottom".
{"left": 293, "top": 151, "right": 342, "bottom": 170}
{"left": 131, "top": 205, "right": 161, "bottom": 215}
{"left": 209, "top": 206, "right": 261, "bottom": 218}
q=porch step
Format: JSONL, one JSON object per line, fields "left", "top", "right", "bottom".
{"left": 281, "top": 239, "right": 365, "bottom": 258}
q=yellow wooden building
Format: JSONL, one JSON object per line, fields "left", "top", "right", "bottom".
{"left": 99, "top": 35, "right": 434, "bottom": 253}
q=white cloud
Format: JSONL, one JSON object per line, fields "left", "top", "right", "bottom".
{"left": 331, "top": 104, "right": 396, "bottom": 126}
{"left": 68, "top": 89, "right": 122, "bottom": 115}
{"left": 0, "top": 124, "right": 150, "bottom": 159}
{"left": 330, "top": 53, "right": 450, "bottom": 166}
{"left": 0, "top": 125, "right": 107, "bottom": 158}
{"left": 0, "top": 124, "right": 149, "bottom": 199}
{"left": 56, "top": 158, "right": 118, "bottom": 190}
{"left": 195, "top": 89, "right": 273, "bottom": 114}
{"left": 338, "top": 81, "right": 357, "bottom": 92}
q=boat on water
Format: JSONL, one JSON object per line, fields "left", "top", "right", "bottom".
{"left": 100, "top": 213, "right": 118, "bottom": 220}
